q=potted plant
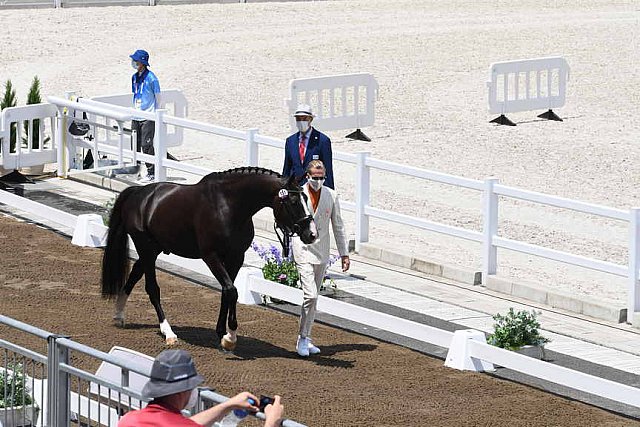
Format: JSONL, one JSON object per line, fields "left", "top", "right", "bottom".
{"left": 250, "top": 242, "right": 340, "bottom": 304}
{"left": 251, "top": 242, "right": 300, "bottom": 300}
{"left": 0, "top": 364, "right": 40, "bottom": 427}
{"left": 487, "top": 308, "right": 550, "bottom": 360}
{"left": 21, "top": 76, "right": 50, "bottom": 175}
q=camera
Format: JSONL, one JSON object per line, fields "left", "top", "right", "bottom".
{"left": 258, "top": 395, "right": 275, "bottom": 412}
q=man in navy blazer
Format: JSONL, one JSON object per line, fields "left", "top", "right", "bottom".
{"left": 282, "top": 104, "right": 335, "bottom": 189}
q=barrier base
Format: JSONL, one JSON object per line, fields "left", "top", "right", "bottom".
{"left": 345, "top": 128, "right": 371, "bottom": 142}
{"left": 234, "top": 267, "right": 264, "bottom": 305}
{"left": 489, "top": 115, "right": 516, "bottom": 126}
{"left": 537, "top": 109, "right": 563, "bottom": 122}
{"left": 72, "top": 214, "right": 106, "bottom": 247}
{"left": 0, "top": 170, "right": 35, "bottom": 184}
{"left": 444, "top": 329, "right": 494, "bottom": 372}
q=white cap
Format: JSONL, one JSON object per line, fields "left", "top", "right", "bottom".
{"left": 293, "top": 104, "right": 315, "bottom": 118}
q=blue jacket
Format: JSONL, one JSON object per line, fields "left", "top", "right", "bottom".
{"left": 282, "top": 128, "right": 334, "bottom": 189}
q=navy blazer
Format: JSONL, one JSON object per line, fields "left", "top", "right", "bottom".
{"left": 282, "top": 128, "right": 334, "bottom": 189}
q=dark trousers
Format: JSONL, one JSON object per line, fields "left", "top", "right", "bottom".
{"left": 132, "top": 120, "right": 155, "bottom": 176}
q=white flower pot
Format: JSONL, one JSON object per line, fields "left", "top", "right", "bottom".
{"left": 515, "top": 344, "right": 546, "bottom": 361}
{"left": 0, "top": 405, "right": 40, "bottom": 427}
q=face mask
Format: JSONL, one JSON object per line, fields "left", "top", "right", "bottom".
{"left": 131, "top": 60, "right": 139, "bottom": 70}
{"left": 308, "top": 178, "right": 324, "bottom": 191}
{"left": 296, "top": 120, "right": 310, "bottom": 133}
{"left": 186, "top": 389, "right": 199, "bottom": 410}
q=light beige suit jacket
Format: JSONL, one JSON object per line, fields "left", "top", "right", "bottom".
{"left": 292, "top": 184, "right": 349, "bottom": 265}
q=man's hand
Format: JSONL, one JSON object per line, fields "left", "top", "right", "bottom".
{"left": 341, "top": 256, "right": 350, "bottom": 272}
{"left": 264, "top": 395, "right": 284, "bottom": 427}
{"left": 226, "top": 391, "right": 259, "bottom": 412}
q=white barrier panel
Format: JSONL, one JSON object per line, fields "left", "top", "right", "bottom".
{"left": 0, "top": 103, "right": 57, "bottom": 170}
{"left": 285, "top": 73, "right": 378, "bottom": 134}
{"left": 87, "top": 89, "right": 187, "bottom": 148}
{"left": 487, "top": 56, "right": 570, "bottom": 124}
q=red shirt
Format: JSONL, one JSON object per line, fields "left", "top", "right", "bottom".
{"left": 118, "top": 402, "right": 202, "bottom": 427}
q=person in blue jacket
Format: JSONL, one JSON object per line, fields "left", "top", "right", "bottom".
{"left": 282, "top": 104, "right": 334, "bottom": 189}
{"left": 129, "top": 49, "right": 161, "bottom": 183}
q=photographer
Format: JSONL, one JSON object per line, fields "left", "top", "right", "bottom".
{"left": 118, "top": 349, "right": 284, "bottom": 427}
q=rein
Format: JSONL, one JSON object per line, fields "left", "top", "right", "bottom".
{"left": 275, "top": 188, "right": 313, "bottom": 258}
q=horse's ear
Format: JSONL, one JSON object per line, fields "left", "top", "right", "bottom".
{"left": 294, "top": 174, "right": 305, "bottom": 187}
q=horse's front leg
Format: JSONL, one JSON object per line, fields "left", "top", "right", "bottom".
{"left": 203, "top": 252, "right": 239, "bottom": 351}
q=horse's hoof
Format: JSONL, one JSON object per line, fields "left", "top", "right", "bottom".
{"left": 113, "top": 317, "right": 125, "bottom": 328}
{"left": 221, "top": 335, "right": 237, "bottom": 352}
{"left": 165, "top": 336, "right": 178, "bottom": 346}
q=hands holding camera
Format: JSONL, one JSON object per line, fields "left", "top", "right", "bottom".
{"left": 226, "top": 392, "right": 284, "bottom": 427}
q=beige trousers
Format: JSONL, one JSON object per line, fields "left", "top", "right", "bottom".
{"left": 297, "top": 262, "right": 327, "bottom": 338}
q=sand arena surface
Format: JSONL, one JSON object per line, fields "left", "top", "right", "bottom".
{"left": 0, "top": 214, "right": 639, "bottom": 426}
{"left": 1, "top": 1, "right": 639, "bottom": 303}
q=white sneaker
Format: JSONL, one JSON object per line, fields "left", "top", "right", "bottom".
{"left": 296, "top": 336, "right": 309, "bottom": 357}
{"left": 307, "top": 340, "right": 321, "bottom": 355}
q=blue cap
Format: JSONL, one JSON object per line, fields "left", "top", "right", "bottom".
{"left": 129, "top": 49, "right": 150, "bottom": 66}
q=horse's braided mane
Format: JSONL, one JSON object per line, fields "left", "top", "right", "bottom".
{"left": 209, "top": 166, "right": 283, "bottom": 179}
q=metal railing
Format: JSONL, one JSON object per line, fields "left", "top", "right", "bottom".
{"left": 0, "top": 314, "right": 307, "bottom": 426}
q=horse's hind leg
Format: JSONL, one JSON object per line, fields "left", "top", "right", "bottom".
{"left": 142, "top": 258, "right": 177, "bottom": 346}
{"left": 113, "top": 260, "right": 144, "bottom": 327}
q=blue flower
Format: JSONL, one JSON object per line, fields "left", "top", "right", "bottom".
{"left": 328, "top": 254, "right": 340, "bottom": 267}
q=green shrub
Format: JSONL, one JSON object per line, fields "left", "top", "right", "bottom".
{"left": 0, "top": 365, "right": 34, "bottom": 408}
{"left": 487, "top": 308, "right": 550, "bottom": 350}
{"left": 23, "top": 76, "right": 49, "bottom": 150}
{"left": 1, "top": 79, "right": 17, "bottom": 153}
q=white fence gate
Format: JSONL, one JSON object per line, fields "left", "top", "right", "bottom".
{"left": 487, "top": 56, "right": 570, "bottom": 126}
{"left": 285, "top": 73, "right": 379, "bottom": 141}
{"left": 0, "top": 103, "right": 57, "bottom": 171}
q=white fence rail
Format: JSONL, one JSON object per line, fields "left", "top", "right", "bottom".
{"left": 2, "top": 91, "right": 638, "bottom": 322}
{"left": 87, "top": 89, "right": 188, "bottom": 149}
{"left": 487, "top": 56, "right": 570, "bottom": 124}
{"left": 284, "top": 73, "right": 379, "bottom": 134}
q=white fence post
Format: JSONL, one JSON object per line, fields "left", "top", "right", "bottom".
{"left": 55, "top": 107, "right": 66, "bottom": 178}
{"left": 154, "top": 109, "right": 168, "bottom": 182}
{"left": 245, "top": 128, "right": 259, "bottom": 166}
{"left": 482, "top": 177, "right": 499, "bottom": 283}
{"left": 628, "top": 208, "right": 640, "bottom": 324}
{"left": 355, "top": 151, "right": 371, "bottom": 252}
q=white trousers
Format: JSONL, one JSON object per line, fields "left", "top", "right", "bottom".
{"left": 297, "top": 262, "right": 327, "bottom": 338}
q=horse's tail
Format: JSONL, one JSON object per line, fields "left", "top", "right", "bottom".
{"left": 101, "top": 187, "right": 136, "bottom": 299}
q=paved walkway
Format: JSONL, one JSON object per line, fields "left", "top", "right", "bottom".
{"left": 4, "top": 176, "right": 640, "bottom": 377}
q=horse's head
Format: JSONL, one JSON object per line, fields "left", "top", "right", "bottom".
{"left": 274, "top": 176, "right": 317, "bottom": 244}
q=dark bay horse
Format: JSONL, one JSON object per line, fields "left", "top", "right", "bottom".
{"left": 101, "top": 167, "right": 317, "bottom": 350}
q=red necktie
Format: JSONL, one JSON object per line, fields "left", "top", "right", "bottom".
{"left": 299, "top": 135, "right": 306, "bottom": 163}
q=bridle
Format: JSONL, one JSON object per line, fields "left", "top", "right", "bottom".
{"left": 274, "top": 188, "right": 314, "bottom": 258}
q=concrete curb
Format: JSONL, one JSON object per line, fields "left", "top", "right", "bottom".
{"left": 357, "top": 243, "right": 626, "bottom": 324}
{"left": 69, "top": 172, "right": 628, "bottom": 325}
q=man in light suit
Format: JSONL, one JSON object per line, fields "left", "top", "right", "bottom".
{"left": 282, "top": 104, "right": 335, "bottom": 189}
{"left": 292, "top": 160, "right": 350, "bottom": 357}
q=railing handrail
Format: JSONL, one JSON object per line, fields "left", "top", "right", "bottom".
{"left": 0, "top": 313, "right": 55, "bottom": 339}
